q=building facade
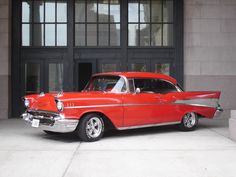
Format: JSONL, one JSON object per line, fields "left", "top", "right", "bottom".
{"left": 0, "top": 0, "right": 236, "bottom": 119}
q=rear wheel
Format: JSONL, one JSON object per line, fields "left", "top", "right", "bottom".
{"left": 178, "top": 112, "right": 198, "bottom": 131}
{"left": 76, "top": 113, "right": 104, "bottom": 142}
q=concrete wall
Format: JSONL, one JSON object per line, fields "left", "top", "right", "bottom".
{"left": 0, "top": 0, "right": 10, "bottom": 119}
{"left": 184, "top": 0, "right": 236, "bottom": 116}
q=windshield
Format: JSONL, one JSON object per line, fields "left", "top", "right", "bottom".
{"left": 84, "top": 76, "right": 127, "bottom": 93}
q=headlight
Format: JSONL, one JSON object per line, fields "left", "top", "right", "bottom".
{"left": 24, "top": 99, "right": 30, "bottom": 108}
{"left": 56, "top": 101, "right": 64, "bottom": 112}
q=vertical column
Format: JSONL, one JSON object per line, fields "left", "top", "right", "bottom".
{"left": 0, "top": 0, "right": 10, "bottom": 119}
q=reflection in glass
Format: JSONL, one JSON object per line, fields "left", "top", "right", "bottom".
{"left": 140, "top": 24, "right": 150, "bottom": 46}
{"left": 128, "top": 1, "right": 139, "bottom": 22}
{"left": 152, "top": 0, "right": 162, "bottom": 22}
{"left": 163, "top": 24, "right": 173, "bottom": 46}
{"left": 22, "top": 24, "right": 31, "bottom": 46}
{"left": 75, "top": 0, "right": 85, "bottom": 22}
{"left": 87, "top": 0, "right": 97, "bottom": 22}
{"left": 101, "top": 64, "right": 117, "bottom": 72}
{"left": 110, "top": 0, "right": 120, "bottom": 22}
{"left": 151, "top": 24, "right": 162, "bottom": 46}
{"left": 163, "top": 0, "right": 173, "bottom": 22}
{"left": 110, "top": 24, "right": 120, "bottom": 46}
{"left": 155, "top": 63, "right": 170, "bottom": 75}
{"left": 131, "top": 63, "right": 147, "bottom": 72}
{"left": 140, "top": 0, "right": 150, "bottom": 23}
{"left": 45, "top": 0, "right": 55, "bottom": 22}
{"left": 45, "top": 24, "right": 55, "bottom": 46}
{"left": 49, "top": 63, "right": 63, "bottom": 92}
{"left": 25, "top": 63, "right": 40, "bottom": 94}
{"left": 75, "top": 24, "right": 85, "bottom": 46}
{"left": 87, "top": 24, "right": 97, "bottom": 46}
{"left": 128, "top": 24, "right": 139, "bottom": 46}
{"left": 33, "top": 24, "right": 44, "bottom": 46}
{"left": 99, "top": 24, "right": 109, "bottom": 46}
{"left": 34, "top": 1, "right": 44, "bottom": 22}
{"left": 22, "top": 1, "right": 31, "bottom": 22}
{"left": 57, "top": 24, "right": 67, "bottom": 46}
{"left": 57, "top": 1, "right": 67, "bottom": 22}
{"left": 98, "top": 0, "right": 109, "bottom": 22}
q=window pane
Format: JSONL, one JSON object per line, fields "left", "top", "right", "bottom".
{"left": 140, "top": 24, "right": 150, "bottom": 46}
{"left": 49, "top": 63, "right": 63, "bottom": 92}
{"left": 87, "top": 24, "right": 97, "bottom": 46}
{"left": 75, "top": 24, "right": 85, "bottom": 46}
{"left": 110, "top": 24, "right": 120, "bottom": 46}
{"left": 152, "top": 0, "right": 162, "bottom": 22}
{"left": 75, "top": 0, "right": 85, "bottom": 22}
{"left": 87, "top": 0, "right": 97, "bottom": 22}
{"left": 101, "top": 64, "right": 117, "bottom": 72}
{"left": 78, "top": 63, "right": 92, "bottom": 91}
{"left": 140, "top": 0, "right": 150, "bottom": 23}
{"left": 128, "top": 0, "right": 139, "bottom": 22}
{"left": 45, "top": 0, "right": 55, "bottom": 22}
{"left": 33, "top": 0, "right": 44, "bottom": 22}
{"left": 163, "top": 0, "right": 173, "bottom": 22}
{"left": 22, "top": 24, "right": 31, "bottom": 46}
{"left": 33, "top": 24, "right": 44, "bottom": 46}
{"left": 22, "top": 1, "right": 32, "bottom": 22}
{"left": 99, "top": 24, "right": 109, "bottom": 46}
{"left": 131, "top": 63, "right": 146, "bottom": 72}
{"left": 154, "top": 63, "right": 170, "bottom": 75}
{"left": 110, "top": 0, "right": 120, "bottom": 23}
{"left": 57, "top": 24, "right": 67, "bottom": 46}
{"left": 57, "top": 1, "right": 67, "bottom": 22}
{"left": 151, "top": 24, "right": 162, "bottom": 46}
{"left": 163, "top": 24, "right": 173, "bottom": 46}
{"left": 25, "top": 63, "right": 40, "bottom": 94}
{"left": 45, "top": 24, "right": 55, "bottom": 46}
{"left": 98, "top": 0, "right": 109, "bottom": 22}
{"left": 128, "top": 24, "right": 139, "bottom": 46}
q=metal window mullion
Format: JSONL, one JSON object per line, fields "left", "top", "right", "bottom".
{"left": 138, "top": 0, "right": 140, "bottom": 46}
{"left": 55, "top": 0, "right": 57, "bottom": 46}
{"left": 108, "top": 0, "right": 110, "bottom": 46}
{"left": 43, "top": 0, "right": 46, "bottom": 46}
{"left": 161, "top": 0, "right": 163, "bottom": 46}
{"left": 31, "top": 0, "right": 35, "bottom": 46}
{"left": 149, "top": 0, "right": 151, "bottom": 46}
{"left": 85, "top": 0, "right": 87, "bottom": 46}
{"left": 97, "top": 0, "right": 99, "bottom": 46}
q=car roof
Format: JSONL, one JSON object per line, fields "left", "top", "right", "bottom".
{"left": 93, "top": 72, "right": 177, "bottom": 85}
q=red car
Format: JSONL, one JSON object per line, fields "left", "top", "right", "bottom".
{"left": 22, "top": 72, "right": 223, "bottom": 142}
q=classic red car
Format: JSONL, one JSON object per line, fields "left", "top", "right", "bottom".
{"left": 22, "top": 72, "right": 223, "bottom": 142}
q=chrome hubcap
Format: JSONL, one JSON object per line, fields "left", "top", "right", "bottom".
{"left": 183, "top": 112, "right": 196, "bottom": 128}
{"left": 86, "top": 117, "right": 103, "bottom": 138}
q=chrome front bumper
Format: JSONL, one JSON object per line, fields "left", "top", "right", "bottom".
{"left": 21, "top": 111, "right": 79, "bottom": 133}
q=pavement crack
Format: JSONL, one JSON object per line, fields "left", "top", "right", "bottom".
{"left": 62, "top": 142, "right": 81, "bottom": 177}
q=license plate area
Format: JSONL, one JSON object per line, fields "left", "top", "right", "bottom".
{"left": 32, "top": 119, "right": 40, "bottom": 128}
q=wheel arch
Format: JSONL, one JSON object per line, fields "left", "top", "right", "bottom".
{"left": 79, "top": 111, "right": 117, "bottom": 130}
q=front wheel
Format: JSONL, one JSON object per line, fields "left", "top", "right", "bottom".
{"left": 178, "top": 112, "right": 198, "bottom": 131}
{"left": 76, "top": 113, "right": 104, "bottom": 142}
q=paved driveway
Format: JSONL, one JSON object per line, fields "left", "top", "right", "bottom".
{"left": 0, "top": 118, "right": 235, "bottom": 177}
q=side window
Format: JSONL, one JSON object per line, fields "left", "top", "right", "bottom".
{"left": 133, "top": 78, "right": 177, "bottom": 94}
{"left": 128, "top": 79, "right": 135, "bottom": 92}
{"left": 156, "top": 80, "right": 177, "bottom": 94}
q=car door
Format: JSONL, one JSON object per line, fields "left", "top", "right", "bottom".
{"left": 122, "top": 78, "right": 180, "bottom": 127}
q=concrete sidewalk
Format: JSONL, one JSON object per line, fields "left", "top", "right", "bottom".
{"left": 0, "top": 118, "right": 235, "bottom": 177}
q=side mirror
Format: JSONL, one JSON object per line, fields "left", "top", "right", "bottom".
{"left": 135, "top": 88, "right": 141, "bottom": 94}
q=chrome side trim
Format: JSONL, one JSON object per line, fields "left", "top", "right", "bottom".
{"left": 64, "top": 103, "right": 163, "bottom": 109}
{"left": 117, "top": 121, "right": 181, "bottom": 130}
{"left": 175, "top": 98, "right": 219, "bottom": 108}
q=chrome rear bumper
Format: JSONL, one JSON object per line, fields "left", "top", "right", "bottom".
{"left": 214, "top": 105, "right": 223, "bottom": 118}
{"left": 21, "top": 111, "right": 79, "bottom": 133}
